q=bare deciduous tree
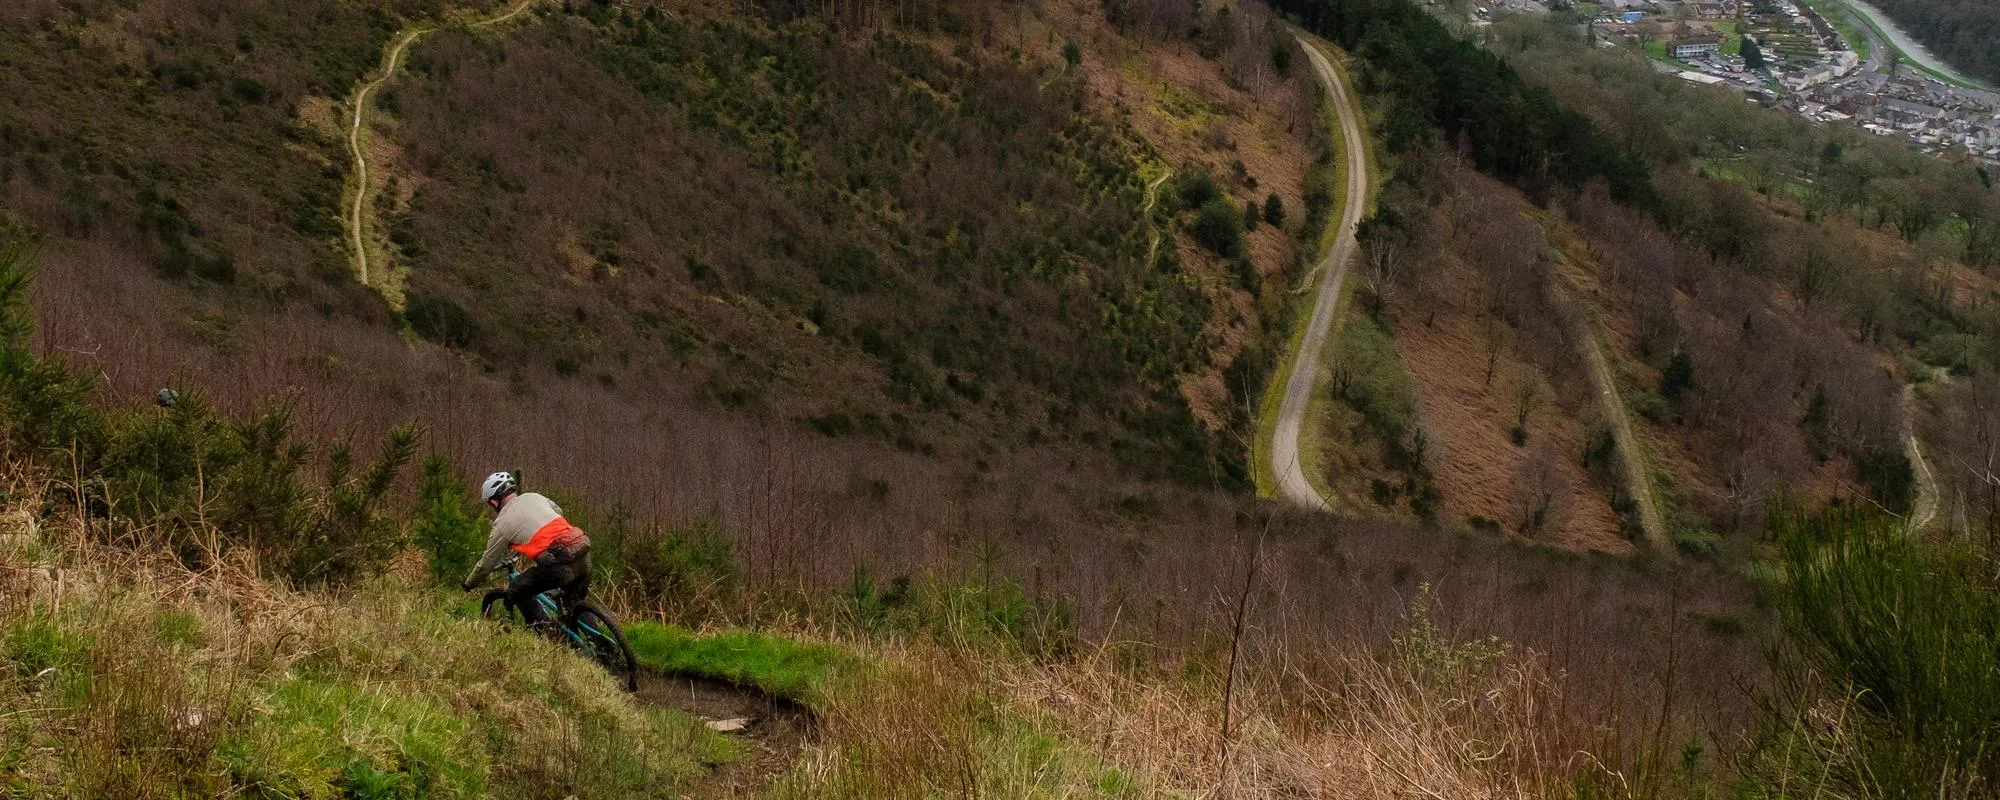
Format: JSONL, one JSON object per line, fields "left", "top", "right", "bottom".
{"left": 1515, "top": 442, "right": 1570, "bottom": 536}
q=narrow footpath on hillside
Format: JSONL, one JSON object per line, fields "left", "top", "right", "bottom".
{"left": 343, "top": 0, "right": 543, "bottom": 292}
{"left": 1903, "top": 383, "right": 1939, "bottom": 535}
{"left": 1269, "top": 35, "right": 1371, "bottom": 512}
{"left": 635, "top": 673, "right": 813, "bottom": 797}
{"left": 1142, "top": 168, "right": 1175, "bottom": 266}
{"left": 1549, "top": 281, "right": 1672, "bottom": 556}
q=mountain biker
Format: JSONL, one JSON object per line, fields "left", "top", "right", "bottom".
{"left": 460, "top": 471, "right": 592, "bottom": 637}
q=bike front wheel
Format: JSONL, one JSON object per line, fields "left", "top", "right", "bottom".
{"left": 480, "top": 588, "right": 514, "bottom": 622}
{"left": 568, "top": 602, "right": 638, "bottom": 692}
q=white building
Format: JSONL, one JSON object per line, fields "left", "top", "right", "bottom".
{"left": 1673, "top": 36, "right": 1723, "bottom": 59}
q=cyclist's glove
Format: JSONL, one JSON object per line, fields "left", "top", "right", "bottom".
{"left": 460, "top": 576, "right": 476, "bottom": 592}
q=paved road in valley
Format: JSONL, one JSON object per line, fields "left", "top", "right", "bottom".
{"left": 1271, "top": 36, "right": 1370, "bottom": 512}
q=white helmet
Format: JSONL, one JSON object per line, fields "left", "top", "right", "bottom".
{"left": 480, "top": 471, "right": 518, "bottom": 503}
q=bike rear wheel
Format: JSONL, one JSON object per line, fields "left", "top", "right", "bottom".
{"left": 567, "top": 602, "right": 638, "bottom": 692}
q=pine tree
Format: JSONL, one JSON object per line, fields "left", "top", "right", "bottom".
{"left": 1263, "top": 193, "right": 1287, "bottom": 227}
{"left": 1661, "top": 350, "right": 1695, "bottom": 401}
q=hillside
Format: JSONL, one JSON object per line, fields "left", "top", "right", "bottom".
{"left": 6, "top": 224, "right": 1991, "bottom": 796}
{"left": 1487, "top": 12, "right": 2000, "bottom": 547}
{"left": 0, "top": 236, "right": 1780, "bottom": 796}
{"left": 4, "top": 0, "right": 1331, "bottom": 496}
{"left": 9, "top": 0, "right": 2000, "bottom": 796}
{"left": 1263, "top": 3, "right": 1996, "bottom": 562}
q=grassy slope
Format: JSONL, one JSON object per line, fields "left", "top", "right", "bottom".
{"left": 0, "top": 525, "right": 1132, "bottom": 798}
{"left": 626, "top": 622, "right": 866, "bottom": 707}
{"left": 0, "top": 561, "right": 736, "bottom": 798}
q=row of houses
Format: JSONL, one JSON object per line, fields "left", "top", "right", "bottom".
{"left": 1607, "top": 0, "right": 2000, "bottom": 164}
{"left": 1792, "top": 78, "right": 2000, "bottom": 165}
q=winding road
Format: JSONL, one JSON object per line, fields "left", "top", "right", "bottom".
{"left": 344, "top": 0, "right": 543, "bottom": 288}
{"left": 1270, "top": 36, "right": 1370, "bottom": 512}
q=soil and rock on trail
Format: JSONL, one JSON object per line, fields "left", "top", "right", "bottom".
{"left": 635, "top": 672, "right": 815, "bottom": 797}
{"left": 1271, "top": 34, "right": 1370, "bottom": 512}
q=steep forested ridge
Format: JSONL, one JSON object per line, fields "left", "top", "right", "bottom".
{"left": 386, "top": 5, "right": 1248, "bottom": 485}
{"left": 1865, "top": 0, "right": 2000, "bottom": 86}
{"left": 1266, "top": 0, "right": 1657, "bottom": 208}
{"left": 0, "top": 0, "right": 1287, "bottom": 489}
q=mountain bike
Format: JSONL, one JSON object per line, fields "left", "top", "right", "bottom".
{"left": 480, "top": 565, "right": 638, "bottom": 692}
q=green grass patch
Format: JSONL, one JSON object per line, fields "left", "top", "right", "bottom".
{"left": 1693, "top": 157, "right": 1813, "bottom": 202}
{"left": 980, "top": 714, "right": 1149, "bottom": 798}
{"left": 1, "top": 579, "right": 734, "bottom": 798}
{"left": 1330, "top": 315, "right": 1417, "bottom": 442}
{"left": 218, "top": 677, "right": 487, "bottom": 799}
{"left": 1798, "top": 0, "right": 1870, "bottom": 61}
{"left": 626, "top": 622, "right": 868, "bottom": 707}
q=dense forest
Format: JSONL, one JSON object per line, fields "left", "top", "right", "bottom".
{"left": 1867, "top": 0, "right": 2000, "bottom": 86}
{"left": 1265, "top": 0, "right": 1656, "bottom": 208}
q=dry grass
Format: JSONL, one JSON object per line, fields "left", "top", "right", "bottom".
{"left": 1389, "top": 299, "right": 1632, "bottom": 553}
{"left": 758, "top": 593, "right": 1627, "bottom": 799}
{"left": 0, "top": 464, "right": 728, "bottom": 799}
{"left": 0, "top": 450, "right": 1653, "bottom": 800}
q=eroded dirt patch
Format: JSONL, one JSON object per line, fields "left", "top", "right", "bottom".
{"left": 635, "top": 672, "right": 813, "bottom": 798}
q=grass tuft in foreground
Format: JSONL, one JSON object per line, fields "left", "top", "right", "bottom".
{"left": 0, "top": 532, "right": 735, "bottom": 799}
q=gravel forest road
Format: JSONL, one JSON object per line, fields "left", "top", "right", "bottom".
{"left": 1271, "top": 36, "right": 1370, "bottom": 512}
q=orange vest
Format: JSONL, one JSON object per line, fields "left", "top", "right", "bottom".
{"left": 511, "top": 516, "right": 587, "bottom": 558}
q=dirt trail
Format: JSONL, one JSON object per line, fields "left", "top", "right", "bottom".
{"left": 1142, "top": 168, "right": 1174, "bottom": 266}
{"left": 1903, "top": 383, "right": 1939, "bottom": 535}
{"left": 1551, "top": 281, "right": 1672, "bottom": 557}
{"left": 634, "top": 672, "right": 814, "bottom": 797}
{"left": 1270, "top": 35, "right": 1369, "bottom": 512}
{"left": 343, "top": 0, "right": 543, "bottom": 289}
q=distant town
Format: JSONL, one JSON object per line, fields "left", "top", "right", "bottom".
{"left": 1475, "top": 0, "right": 2000, "bottom": 165}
